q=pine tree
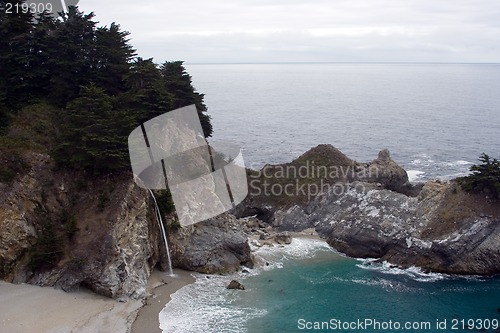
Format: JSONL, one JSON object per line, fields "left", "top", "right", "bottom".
{"left": 120, "top": 58, "right": 173, "bottom": 124}
{"left": 93, "top": 23, "right": 136, "bottom": 95}
{"left": 0, "top": 0, "right": 35, "bottom": 109}
{"left": 54, "top": 84, "right": 133, "bottom": 174}
{"left": 460, "top": 153, "right": 500, "bottom": 199}
{"left": 160, "top": 61, "right": 213, "bottom": 137}
{"left": 48, "top": 7, "right": 98, "bottom": 106}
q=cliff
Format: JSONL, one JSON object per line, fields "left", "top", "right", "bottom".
{"left": 2, "top": 144, "right": 498, "bottom": 302}
{"left": 0, "top": 152, "right": 251, "bottom": 300}
{"left": 236, "top": 145, "right": 500, "bottom": 275}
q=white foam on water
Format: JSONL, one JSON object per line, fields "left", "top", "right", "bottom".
{"left": 407, "top": 170, "right": 425, "bottom": 182}
{"left": 159, "top": 273, "right": 266, "bottom": 333}
{"left": 159, "top": 237, "right": 332, "bottom": 333}
{"left": 356, "top": 259, "right": 448, "bottom": 282}
{"left": 252, "top": 238, "right": 334, "bottom": 268}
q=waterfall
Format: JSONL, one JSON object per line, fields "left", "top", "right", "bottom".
{"left": 148, "top": 189, "right": 174, "bottom": 276}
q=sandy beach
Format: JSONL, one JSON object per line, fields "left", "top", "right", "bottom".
{"left": 131, "top": 269, "right": 195, "bottom": 333}
{"left": 0, "top": 280, "right": 142, "bottom": 333}
{"left": 0, "top": 235, "right": 322, "bottom": 333}
{"left": 0, "top": 269, "right": 195, "bottom": 333}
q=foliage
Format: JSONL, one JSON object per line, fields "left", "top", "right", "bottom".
{"left": 0, "top": 149, "right": 28, "bottom": 182}
{"left": 154, "top": 189, "right": 176, "bottom": 217}
{"left": 0, "top": 3, "right": 213, "bottom": 176}
{"left": 53, "top": 84, "right": 133, "bottom": 173}
{"left": 459, "top": 153, "right": 500, "bottom": 199}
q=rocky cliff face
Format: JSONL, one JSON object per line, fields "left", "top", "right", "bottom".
{"left": 0, "top": 152, "right": 164, "bottom": 300}
{"left": 236, "top": 145, "right": 499, "bottom": 275}
{"left": 0, "top": 152, "right": 253, "bottom": 300}
{"left": 287, "top": 180, "right": 500, "bottom": 275}
{"left": 169, "top": 212, "right": 252, "bottom": 274}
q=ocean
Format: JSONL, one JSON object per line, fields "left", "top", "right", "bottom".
{"left": 159, "top": 64, "right": 500, "bottom": 332}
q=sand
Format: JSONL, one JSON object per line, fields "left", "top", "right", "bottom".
{"left": 131, "top": 269, "right": 196, "bottom": 333}
{"left": 0, "top": 234, "right": 323, "bottom": 333}
{"left": 0, "top": 281, "right": 142, "bottom": 333}
{"left": 0, "top": 269, "right": 195, "bottom": 333}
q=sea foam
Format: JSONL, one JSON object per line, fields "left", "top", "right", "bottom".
{"left": 159, "top": 237, "right": 331, "bottom": 333}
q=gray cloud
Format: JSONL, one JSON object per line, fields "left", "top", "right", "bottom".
{"left": 79, "top": 0, "right": 500, "bottom": 63}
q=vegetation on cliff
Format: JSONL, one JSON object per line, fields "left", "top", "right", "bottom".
{"left": 459, "top": 153, "right": 500, "bottom": 199}
{"left": 0, "top": 0, "right": 212, "bottom": 177}
{"left": 0, "top": 1, "right": 206, "bottom": 278}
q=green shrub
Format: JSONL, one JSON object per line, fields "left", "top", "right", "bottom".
{"left": 459, "top": 153, "right": 500, "bottom": 199}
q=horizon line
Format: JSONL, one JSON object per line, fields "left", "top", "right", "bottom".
{"left": 185, "top": 61, "right": 500, "bottom": 65}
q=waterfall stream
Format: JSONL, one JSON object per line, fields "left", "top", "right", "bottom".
{"left": 148, "top": 189, "right": 174, "bottom": 276}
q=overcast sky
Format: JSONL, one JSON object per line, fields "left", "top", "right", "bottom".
{"left": 78, "top": 0, "right": 500, "bottom": 64}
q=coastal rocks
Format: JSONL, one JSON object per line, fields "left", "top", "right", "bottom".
{"left": 0, "top": 153, "right": 60, "bottom": 279}
{"left": 235, "top": 145, "right": 414, "bottom": 230}
{"left": 274, "top": 232, "right": 292, "bottom": 245}
{"left": 0, "top": 152, "right": 164, "bottom": 300}
{"left": 359, "top": 149, "right": 413, "bottom": 195}
{"left": 57, "top": 181, "right": 159, "bottom": 300}
{"left": 310, "top": 180, "right": 500, "bottom": 275}
{"left": 35, "top": 179, "right": 160, "bottom": 301}
{"left": 169, "top": 213, "right": 252, "bottom": 274}
{"left": 227, "top": 280, "right": 245, "bottom": 290}
{"left": 314, "top": 182, "right": 420, "bottom": 258}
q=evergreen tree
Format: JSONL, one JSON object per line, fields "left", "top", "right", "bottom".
{"left": 48, "top": 7, "right": 97, "bottom": 106}
{"left": 0, "top": 0, "right": 35, "bottom": 109}
{"left": 54, "top": 84, "right": 133, "bottom": 174}
{"left": 120, "top": 58, "right": 173, "bottom": 124}
{"left": 161, "top": 61, "right": 213, "bottom": 137}
{"left": 93, "top": 23, "right": 136, "bottom": 95}
{"left": 460, "top": 153, "right": 500, "bottom": 199}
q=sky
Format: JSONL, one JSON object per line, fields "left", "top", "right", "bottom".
{"left": 78, "top": 0, "right": 500, "bottom": 64}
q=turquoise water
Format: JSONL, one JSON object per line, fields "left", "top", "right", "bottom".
{"left": 160, "top": 239, "right": 500, "bottom": 333}
{"left": 160, "top": 64, "right": 500, "bottom": 332}
{"left": 242, "top": 251, "right": 500, "bottom": 333}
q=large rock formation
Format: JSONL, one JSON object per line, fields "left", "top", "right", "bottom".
{"left": 235, "top": 145, "right": 499, "bottom": 275}
{"left": 0, "top": 152, "right": 253, "bottom": 300}
{"left": 303, "top": 180, "right": 499, "bottom": 275}
{"left": 0, "top": 152, "right": 163, "bottom": 300}
{"left": 169, "top": 212, "right": 252, "bottom": 274}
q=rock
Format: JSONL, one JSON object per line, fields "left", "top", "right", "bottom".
{"left": 250, "top": 239, "right": 262, "bottom": 247}
{"left": 0, "top": 153, "right": 163, "bottom": 300}
{"left": 307, "top": 181, "right": 500, "bottom": 275}
{"left": 227, "top": 280, "right": 245, "bottom": 290}
{"left": 359, "top": 149, "right": 412, "bottom": 194}
{"left": 169, "top": 213, "right": 252, "bottom": 274}
{"left": 274, "top": 232, "right": 292, "bottom": 245}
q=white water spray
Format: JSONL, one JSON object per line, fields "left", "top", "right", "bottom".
{"left": 148, "top": 189, "right": 174, "bottom": 276}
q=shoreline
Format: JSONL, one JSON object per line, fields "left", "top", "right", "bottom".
{"left": 0, "top": 235, "right": 322, "bottom": 333}
{"left": 130, "top": 269, "right": 195, "bottom": 333}
{"left": 0, "top": 280, "right": 142, "bottom": 333}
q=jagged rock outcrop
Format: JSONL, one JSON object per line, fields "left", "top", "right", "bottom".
{"left": 234, "top": 145, "right": 415, "bottom": 227}
{"left": 169, "top": 213, "right": 252, "bottom": 274}
{"left": 1, "top": 151, "right": 255, "bottom": 299}
{"left": 307, "top": 181, "right": 499, "bottom": 275}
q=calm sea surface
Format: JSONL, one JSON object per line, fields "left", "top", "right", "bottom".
{"left": 160, "top": 64, "right": 500, "bottom": 333}
{"left": 186, "top": 63, "right": 500, "bottom": 181}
